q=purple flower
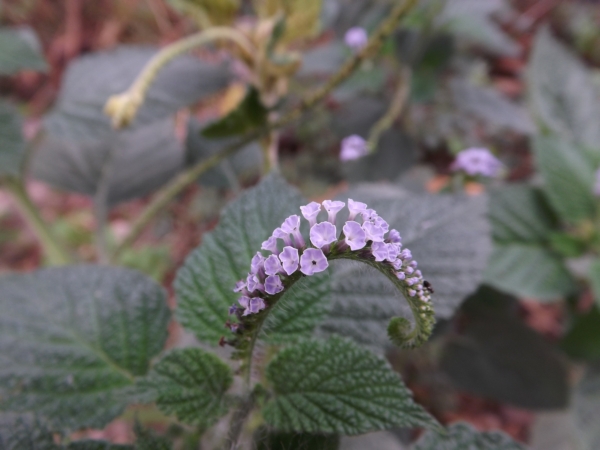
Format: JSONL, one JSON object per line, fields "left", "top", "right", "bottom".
{"left": 348, "top": 199, "right": 367, "bottom": 221}
{"left": 387, "top": 229, "right": 401, "bottom": 244}
{"left": 233, "top": 280, "right": 246, "bottom": 293}
{"left": 246, "top": 273, "right": 264, "bottom": 293}
{"left": 406, "top": 277, "right": 419, "bottom": 286}
{"left": 451, "top": 147, "right": 503, "bottom": 178}
{"left": 344, "top": 27, "right": 368, "bottom": 51}
{"left": 392, "top": 259, "right": 403, "bottom": 270}
{"left": 415, "top": 269, "right": 422, "bottom": 278}
{"left": 310, "top": 222, "right": 337, "bottom": 249}
{"left": 261, "top": 236, "right": 280, "bottom": 255}
{"left": 300, "top": 202, "right": 321, "bottom": 227}
{"left": 340, "top": 135, "right": 368, "bottom": 161}
{"left": 264, "top": 254, "right": 283, "bottom": 276}
{"left": 361, "top": 208, "right": 378, "bottom": 223}
{"left": 265, "top": 275, "right": 284, "bottom": 295}
{"left": 238, "top": 296, "right": 251, "bottom": 309}
{"left": 387, "top": 243, "right": 399, "bottom": 262}
{"left": 396, "top": 271, "right": 406, "bottom": 280}
{"left": 595, "top": 168, "right": 600, "bottom": 196}
{"left": 322, "top": 200, "right": 345, "bottom": 224}
{"left": 409, "top": 261, "right": 418, "bottom": 268}
{"left": 408, "top": 289, "right": 416, "bottom": 297}
{"left": 300, "top": 248, "right": 329, "bottom": 275}
{"left": 373, "top": 216, "right": 389, "bottom": 233}
{"left": 281, "top": 215, "right": 305, "bottom": 248}
{"left": 400, "top": 249, "right": 412, "bottom": 260}
{"left": 363, "top": 221, "right": 385, "bottom": 242}
{"left": 273, "top": 228, "right": 293, "bottom": 247}
{"left": 228, "top": 304, "right": 238, "bottom": 315}
{"left": 371, "top": 241, "right": 389, "bottom": 261}
{"left": 243, "top": 297, "right": 266, "bottom": 316}
{"left": 279, "top": 246, "right": 299, "bottom": 275}
{"left": 250, "top": 252, "right": 265, "bottom": 275}
{"left": 229, "top": 322, "right": 239, "bottom": 332}
{"left": 405, "top": 266, "right": 414, "bottom": 275}
{"left": 343, "top": 221, "right": 367, "bottom": 250}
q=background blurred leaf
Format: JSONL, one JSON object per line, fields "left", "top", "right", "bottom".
{"left": 167, "top": 0, "right": 239, "bottom": 25}
{"left": 319, "top": 184, "right": 491, "bottom": 349}
{"left": 297, "top": 42, "right": 346, "bottom": 77}
{"left": 0, "top": 414, "right": 57, "bottom": 450}
{"left": 588, "top": 260, "right": 600, "bottom": 309}
{"left": 412, "top": 422, "right": 526, "bottom": 450}
{"left": 253, "top": 427, "right": 339, "bottom": 450}
{"left": 0, "top": 100, "right": 25, "bottom": 178}
{"left": 175, "top": 174, "right": 330, "bottom": 345}
{"left": 254, "top": 0, "right": 322, "bottom": 43}
{"left": 262, "top": 338, "right": 439, "bottom": 434}
{"left": 561, "top": 307, "right": 600, "bottom": 361}
{"left": 571, "top": 364, "right": 600, "bottom": 450}
{"left": 440, "top": 286, "right": 569, "bottom": 409}
{"left": 66, "top": 441, "right": 132, "bottom": 450}
{"left": 0, "top": 266, "right": 170, "bottom": 430}
{"left": 0, "top": 26, "right": 47, "bottom": 74}
{"left": 529, "top": 27, "right": 600, "bottom": 150}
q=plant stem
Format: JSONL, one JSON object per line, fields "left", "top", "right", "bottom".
{"left": 4, "top": 178, "right": 72, "bottom": 265}
{"left": 94, "top": 149, "right": 117, "bottom": 264}
{"left": 225, "top": 394, "right": 255, "bottom": 450}
{"left": 109, "top": 0, "right": 418, "bottom": 260}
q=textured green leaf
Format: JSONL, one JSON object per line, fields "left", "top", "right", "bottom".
{"left": 176, "top": 174, "right": 330, "bottom": 344}
{"left": 0, "top": 26, "right": 47, "bottom": 74}
{"left": 0, "top": 100, "right": 25, "bottom": 178}
{"left": 532, "top": 135, "right": 596, "bottom": 225}
{"left": 142, "top": 348, "right": 233, "bottom": 425}
{"left": 0, "top": 266, "right": 170, "bottom": 430}
{"left": 262, "top": 338, "right": 439, "bottom": 435}
{"left": 440, "top": 286, "right": 569, "bottom": 409}
{"left": 529, "top": 27, "right": 600, "bottom": 150}
{"left": 413, "top": 422, "right": 526, "bottom": 450}
{"left": 254, "top": 427, "right": 339, "bottom": 450}
{"left": 572, "top": 364, "right": 600, "bottom": 450}
{"left": 561, "top": 307, "right": 600, "bottom": 361}
{"left": 66, "top": 442, "right": 131, "bottom": 450}
{"left": 0, "top": 414, "right": 57, "bottom": 450}
{"left": 319, "top": 184, "right": 491, "bottom": 349}
{"left": 202, "top": 87, "right": 268, "bottom": 138}
{"left": 134, "top": 424, "right": 172, "bottom": 450}
{"left": 588, "top": 260, "right": 600, "bottom": 309}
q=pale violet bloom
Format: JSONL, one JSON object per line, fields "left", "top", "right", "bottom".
{"left": 347, "top": 199, "right": 367, "bottom": 221}
{"left": 261, "top": 236, "right": 280, "bottom": 255}
{"left": 281, "top": 215, "right": 305, "bottom": 248}
{"left": 243, "top": 297, "right": 266, "bottom": 316}
{"left": 340, "top": 135, "right": 368, "bottom": 161}
{"left": 310, "top": 222, "right": 337, "bottom": 248}
{"left": 451, "top": 147, "right": 503, "bottom": 177}
{"left": 300, "top": 202, "right": 321, "bottom": 227}
{"left": 373, "top": 216, "right": 389, "bottom": 232}
{"left": 344, "top": 27, "right": 368, "bottom": 51}
{"left": 323, "top": 200, "right": 345, "bottom": 224}
{"left": 388, "top": 229, "right": 401, "bottom": 244}
{"left": 228, "top": 304, "right": 238, "bottom": 315}
{"left": 343, "top": 221, "right": 367, "bottom": 250}
{"left": 279, "top": 246, "right": 299, "bottom": 275}
{"left": 265, "top": 275, "right": 284, "bottom": 295}
{"left": 246, "top": 273, "right": 264, "bottom": 293}
{"left": 406, "top": 277, "right": 419, "bottom": 286}
{"left": 300, "top": 248, "right": 329, "bottom": 275}
{"left": 400, "top": 249, "right": 412, "bottom": 260}
{"left": 371, "top": 241, "right": 389, "bottom": 262}
{"left": 387, "top": 243, "right": 399, "bottom": 262}
{"left": 408, "top": 289, "right": 416, "bottom": 297}
{"left": 250, "top": 252, "right": 265, "bottom": 275}
{"left": 595, "top": 168, "right": 600, "bottom": 196}
{"left": 233, "top": 280, "right": 246, "bottom": 293}
{"left": 361, "top": 208, "right": 378, "bottom": 223}
{"left": 273, "top": 227, "right": 293, "bottom": 247}
{"left": 363, "top": 221, "right": 385, "bottom": 242}
{"left": 396, "top": 271, "right": 406, "bottom": 280}
{"left": 238, "top": 296, "right": 251, "bottom": 309}
{"left": 264, "top": 254, "right": 283, "bottom": 276}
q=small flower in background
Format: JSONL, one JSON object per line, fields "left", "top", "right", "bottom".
{"left": 340, "top": 135, "right": 369, "bottom": 161}
{"left": 451, "top": 147, "right": 503, "bottom": 178}
{"left": 594, "top": 168, "right": 600, "bottom": 196}
{"left": 344, "top": 27, "right": 368, "bottom": 51}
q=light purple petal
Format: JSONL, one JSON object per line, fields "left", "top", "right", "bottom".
{"left": 371, "top": 241, "right": 389, "bottom": 261}
{"left": 273, "top": 227, "right": 293, "bottom": 247}
{"left": 264, "top": 254, "right": 283, "bottom": 276}
{"left": 451, "top": 147, "right": 503, "bottom": 178}
{"left": 279, "top": 246, "right": 299, "bottom": 275}
{"left": 300, "top": 248, "right": 329, "bottom": 276}
{"left": 340, "top": 135, "right": 368, "bottom": 161}
{"left": 281, "top": 215, "right": 305, "bottom": 248}
{"left": 396, "top": 272, "right": 406, "bottom": 280}
{"left": 348, "top": 198, "right": 367, "bottom": 221}
{"left": 261, "top": 236, "right": 280, "bottom": 255}
{"left": 344, "top": 27, "right": 368, "bottom": 51}
{"left": 233, "top": 280, "right": 246, "bottom": 293}
{"left": 300, "top": 202, "right": 322, "bottom": 227}
{"left": 343, "top": 221, "right": 367, "bottom": 251}
{"left": 238, "top": 296, "right": 251, "bottom": 309}
{"left": 362, "top": 221, "right": 385, "bottom": 242}
{"left": 310, "top": 222, "right": 337, "bottom": 248}
{"left": 265, "top": 275, "right": 284, "bottom": 295}
{"left": 387, "top": 229, "right": 401, "bottom": 244}
{"left": 322, "top": 200, "right": 345, "bottom": 224}
{"left": 250, "top": 252, "right": 265, "bottom": 275}
{"left": 246, "top": 273, "right": 264, "bottom": 293}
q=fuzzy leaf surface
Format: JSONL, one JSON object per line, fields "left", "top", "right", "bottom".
{"left": 175, "top": 174, "right": 330, "bottom": 345}
{"left": 142, "top": 348, "right": 233, "bottom": 425}
{"left": 0, "top": 101, "right": 25, "bottom": 178}
{"left": 262, "top": 338, "right": 439, "bottom": 435}
{"left": 413, "top": 422, "right": 526, "bottom": 450}
{"left": 0, "top": 26, "right": 47, "bottom": 74}
{"left": 0, "top": 414, "right": 57, "bottom": 450}
{"left": 0, "top": 266, "right": 170, "bottom": 430}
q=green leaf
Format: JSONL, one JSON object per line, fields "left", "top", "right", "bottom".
{"left": 262, "top": 337, "right": 440, "bottom": 435}
{"left": 549, "top": 232, "right": 587, "bottom": 258}
{"left": 532, "top": 135, "right": 596, "bottom": 225}
{"left": 562, "top": 306, "right": 600, "bottom": 361}
{"left": 66, "top": 442, "right": 132, "bottom": 450}
{"left": 572, "top": 364, "right": 600, "bottom": 450}
{"left": 0, "top": 26, "right": 48, "bottom": 75}
{"left": 134, "top": 424, "right": 172, "bottom": 450}
{"left": 440, "top": 286, "right": 569, "bottom": 409}
{"left": 0, "top": 100, "right": 25, "bottom": 178}
{"left": 141, "top": 348, "right": 233, "bottom": 426}
{"left": 202, "top": 87, "right": 268, "bottom": 138}
{"left": 319, "top": 184, "right": 491, "bottom": 349}
{"left": 0, "top": 414, "right": 58, "bottom": 450}
{"left": 413, "top": 422, "right": 526, "bottom": 450}
{"left": 529, "top": 27, "right": 600, "bottom": 150}
{"left": 254, "top": 427, "right": 339, "bottom": 450}
{"left": 589, "top": 259, "right": 600, "bottom": 309}
{"left": 0, "top": 266, "right": 170, "bottom": 430}
{"left": 175, "top": 174, "right": 330, "bottom": 345}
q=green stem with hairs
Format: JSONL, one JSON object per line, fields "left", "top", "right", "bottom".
{"left": 109, "top": 0, "right": 418, "bottom": 260}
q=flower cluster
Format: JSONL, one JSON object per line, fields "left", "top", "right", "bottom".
{"left": 229, "top": 199, "right": 433, "bottom": 319}
{"left": 344, "top": 27, "right": 368, "bottom": 52}
{"left": 451, "top": 147, "right": 503, "bottom": 178}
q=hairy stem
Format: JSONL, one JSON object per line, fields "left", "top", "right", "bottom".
{"left": 93, "top": 149, "right": 117, "bottom": 264}
{"left": 4, "top": 178, "right": 72, "bottom": 265}
{"left": 109, "top": 0, "right": 418, "bottom": 259}
{"left": 224, "top": 393, "right": 255, "bottom": 450}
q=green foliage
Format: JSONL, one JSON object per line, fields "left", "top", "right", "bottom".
{"left": 440, "top": 286, "right": 569, "bottom": 409}
{"left": 572, "top": 364, "right": 600, "bottom": 450}
{"left": 320, "top": 183, "right": 491, "bottom": 349}
{"left": 262, "top": 337, "right": 440, "bottom": 435}
{"left": 0, "top": 26, "right": 47, "bottom": 74}
{"left": 562, "top": 307, "right": 600, "bottom": 361}
{"left": 167, "top": 0, "right": 239, "bottom": 25}
{"left": 0, "top": 100, "right": 25, "bottom": 178}
{"left": 117, "top": 245, "right": 172, "bottom": 283}
{"left": 484, "top": 184, "right": 575, "bottom": 299}
{"left": 0, "top": 266, "right": 170, "bottom": 430}
{"left": 175, "top": 174, "right": 330, "bottom": 345}
{"left": 0, "top": 414, "right": 57, "bottom": 450}
{"left": 253, "top": 427, "right": 339, "bottom": 450}
{"left": 589, "top": 260, "right": 600, "bottom": 308}
{"left": 202, "top": 87, "right": 268, "bottom": 139}
{"left": 142, "top": 348, "right": 233, "bottom": 426}
{"left": 66, "top": 442, "right": 131, "bottom": 450}
{"left": 413, "top": 422, "right": 526, "bottom": 450}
